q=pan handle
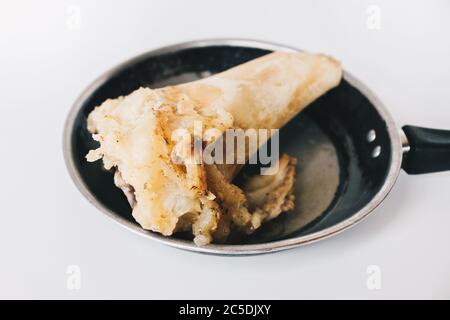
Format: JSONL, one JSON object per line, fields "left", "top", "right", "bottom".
{"left": 402, "top": 125, "right": 450, "bottom": 174}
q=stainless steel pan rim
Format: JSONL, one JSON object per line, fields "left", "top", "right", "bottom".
{"left": 63, "top": 38, "right": 403, "bottom": 255}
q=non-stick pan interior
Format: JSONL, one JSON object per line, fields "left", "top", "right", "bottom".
{"left": 71, "top": 45, "right": 392, "bottom": 244}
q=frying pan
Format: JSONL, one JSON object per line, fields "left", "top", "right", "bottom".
{"left": 63, "top": 39, "right": 450, "bottom": 255}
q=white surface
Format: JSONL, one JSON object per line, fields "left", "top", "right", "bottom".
{"left": 1, "top": 0, "right": 449, "bottom": 299}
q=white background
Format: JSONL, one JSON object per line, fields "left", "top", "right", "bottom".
{"left": 1, "top": 0, "right": 449, "bottom": 299}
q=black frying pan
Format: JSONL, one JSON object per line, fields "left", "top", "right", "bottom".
{"left": 63, "top": 39, "right": 450, "bottom": 255}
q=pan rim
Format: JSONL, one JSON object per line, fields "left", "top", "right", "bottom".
{"left": 62, "top": 38, "right": 403, "bottom": 255}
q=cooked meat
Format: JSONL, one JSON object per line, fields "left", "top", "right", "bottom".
{"left": 242, "top": 154, "right": 297, "bottom": 229}
{"left": 86, "top": 51, "right": 342, "bottom": 245}
{"left": 114, "top": 170, "right": 137, "bottom": 208}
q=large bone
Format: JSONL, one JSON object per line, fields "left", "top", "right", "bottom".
{"left": 86, "top": 52, "right": 342, "bottom": 245}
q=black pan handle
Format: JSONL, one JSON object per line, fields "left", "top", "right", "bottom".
{"left": 402, "top": 125, "right": 450, "bottom": 174}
